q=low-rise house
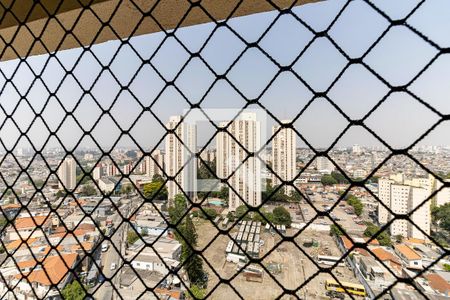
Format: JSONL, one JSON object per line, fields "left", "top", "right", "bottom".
{"left": 133, "top": 217, "right": 167, "bottom": 237}
{"left": 424, "top": 273, "right": 450, "bottom": 297}
{"left": 394, "top": 244, "right": 423, "bottom": 270}
{"left": 1, "top": 203, "right": 21, "bottom": 220}
{"left": 0, "top": 252, "right": 79, "bottom": 300}
{"left": 370, "top": 247, "right": 403, "bottom": 276}
{"left": 98, "top": 177, "right": 120, "bottom": 193}
{"left": 131, "top": 254, "right": 179, "bottom": 274}
{"left": 7, "top": 215, "right": 52, "bottom": 242}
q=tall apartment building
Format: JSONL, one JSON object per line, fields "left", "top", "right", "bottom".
{"left": 378, "top": 175, "right": 431, "bottom": 240}
{"left": 271, "top": 121, "right": 296, "bottom": 195}
{"left": 216, "top": 113, "right": 262, "bottom": 211}
{"left": 106, "top": 163, "right": 119, "bottom": 177}
{"left": 145, "top": 149, "right": 164, "bottom": 180}
{"left": 58, "top": 157, "right": 76, "bottom": 190}
{"left": 92, "top": 164, "right": 102, "bottom": 181}
{"left": 165, "top": 116, "right": 197, "bottom": 201}
{"left": 316, "top": 156, "right": 335, "bottom": 174}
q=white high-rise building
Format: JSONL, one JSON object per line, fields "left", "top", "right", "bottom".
{"left": 165, "top": 116, "right": 197, "bottom": 201}
{"left": 216, "top": 113, "right": 262, "bottom": 211}
{"left": 92, "top": 165, "right": 102, "bottom": 181}
{"left": 58, "top": 157, "right": 76, "bottom": 190}
{"left": 378, "top": 176, "right": 431, "bottom": 240}
{"left": 145, "top": 149, "right": 164, "bottom": 180}
{"left": 271, "top": 121, "right": 296, "bottom": 195}
{"left": 316, "top": 156, "right": 335, "bottom": 174}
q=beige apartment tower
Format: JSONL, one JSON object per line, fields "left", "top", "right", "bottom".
{"left": 165, "top": 116, "right": 197, "bottom": 201}
{"left": 145, "top": 149, "right": 164, "bottom": 180}
{"left": 58, "top": 156, "right": 77, "bottom": 190}
{"left": 271, "top": 121, "right": 296, "bottom": 195}
{"left": 378, "top": 176, "right": 431, "bottom": 240}
{"left": 216, "top": 112, "right": 262, "bottom": 211}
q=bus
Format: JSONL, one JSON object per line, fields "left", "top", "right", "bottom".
{"left": 317, "top": 255, "right": 345, "bottom": 267}
{"left": 325, "top": 279, "right": 366, "bottom": 297}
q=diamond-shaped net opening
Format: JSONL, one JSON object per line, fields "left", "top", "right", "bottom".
{"left": 0, "top": 0, "right": 449, "bottom": 299}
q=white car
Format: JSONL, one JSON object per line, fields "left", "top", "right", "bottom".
{"left": 110, "top": 263, "right": 116, "bottom": 270}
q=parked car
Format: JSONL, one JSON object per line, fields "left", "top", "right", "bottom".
{"left": 110, "top": 263, "right": 116, "bottom": 270}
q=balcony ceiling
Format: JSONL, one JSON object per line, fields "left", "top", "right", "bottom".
{"left": 0, "top": 0, "right": 319, "bottom": 61}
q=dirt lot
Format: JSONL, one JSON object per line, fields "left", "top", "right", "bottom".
{"left": 196, "top": 220, "right": 361, "bottom": 300}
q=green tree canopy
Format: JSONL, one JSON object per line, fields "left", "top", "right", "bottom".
{"left": 331, "top": 171, "right": 349, "bottom": 184}
{"left": 321, "top": 174, "right": 338, "bottom": 186}
{"left": 346, "top": 194, "right": 363, "bottom": 216}
{"left": 235, "top": 205, "right": 249, "bottom": 220}
{"left": 330, "top": 224, "right": 344, "bottom": 237}
{"left": 272, "top": 206, "right": 292, "bottom": 226}
{"left": 143, "top": 180, "right": 168, "bottom": 201}
{"left": 364, "top": 222, "right": 391, "bottom": 246}
{"left": 127, "top": 230, "right": 140, "bottom": 245}
{"left": 432, "top": 203, "right": 450, "bottom": 232}
{"left": 61, "top": 280, "right": 85, "bottom": 300}
{"left": 80, "top": 184, "right": 97, "bottom": 196}
{"left": 169, "top": 194, "right": 206, "bottom": 287}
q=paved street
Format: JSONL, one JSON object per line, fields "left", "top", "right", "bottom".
{"left": 93, "top": 200, "right": 136, "bottom": 300}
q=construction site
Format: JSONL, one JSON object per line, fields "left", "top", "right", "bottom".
{"left": 197, "top": 220, "right": 360, "bottom": 299}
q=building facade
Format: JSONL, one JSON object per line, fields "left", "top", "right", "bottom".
{"left": 271, "top": 121, "right": 296, "bottom": 195}
{"left": 216, "top": 113, "right": 262, "bottom": 211}
{"left": 165, "top": 116, "right": 197, "bottom": 201}
{"left": 58, "top": 157, "right": 76, "bottom": 190}
{"left": 145, "top": 149, "right": 165, "bottom": 180}
{"left": 378, "top": 176, "right": 431, "bottom": 240}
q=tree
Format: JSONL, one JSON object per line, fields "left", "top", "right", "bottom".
{"left": 444, "top": 264, "right": 450, "bottom": 272}
{"left": 364, "top": 222, "right": 391, "bottom": 246}
{"left": 127, "top": 230, "right": 139, "bottom": 245}
{"left": 61, "top": 280, "right": 85, "bottom": 300}
{"left": 321, "top": 174, "right": 338, "bottom": 186}
{"left": 0, "top": 217, "right": 8, "bottom": 230}
{"left": 432, "top": 203, "right": 450, "bottom": 232}
{"left": 80, "top": 184, "right": 97, "bottom": 196}
{"left": 203, "top": 208, "right": 218, "bottom": 219}
{"left": 168, "top": 195, "right": 206, "bottom": 287}
{"left": 262, "top": 183, "right": 290, "bottom": 202}
{"left": 75, "top": 173, "right": 90, "bottom": 185}
{"left": 235, "top": 205, "right": 249, "bottom": 220}
{"left": 197, "top": 161, "right": 216, "bottom": 180}
{"left": 120, "top": 184, "right": 133, "bottom": 195}
{"left": 33, "top": 179, "right": 45, "bottom": 189}
{"left": 331, "top": 171, "right": 349, "bottom": 184}
{"left": 289, "top": 190, "right": 303, "bottom": 202}
{"left": 330, "top": 224, "right": 344, "bottom": 237}
{"left": 346, "top": 194, "right": 363, "bottom": 216}
{"left": 272, "top": 206, "right": 292, "bottom": 226}
{"left": 181, "top": 217, "right": 206, "bottom": 286}
{"left": 56, "top": 190, "right": 66, "bottom": 198}
{"left": 187, "top": 284, "right": 206, "bottom": 299}
{"left": 143, "top": 180, "right": 168, "bottom": 201}
{"left": 394, "top": 234, "right": 404, "bottom": 243}
{"left": 169, "top": 194, "right": 188, "bottom": 224}
{"left": 152, "top": 174, "right": 164, "bottom": 182}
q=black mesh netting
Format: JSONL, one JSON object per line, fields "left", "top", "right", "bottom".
{"left": 0, "top": 0, "right": 449, "bottom": 299}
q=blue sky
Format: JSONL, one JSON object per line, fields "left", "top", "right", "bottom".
{"left": 0, "top": 0, "right": 449, "bottom": 152}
